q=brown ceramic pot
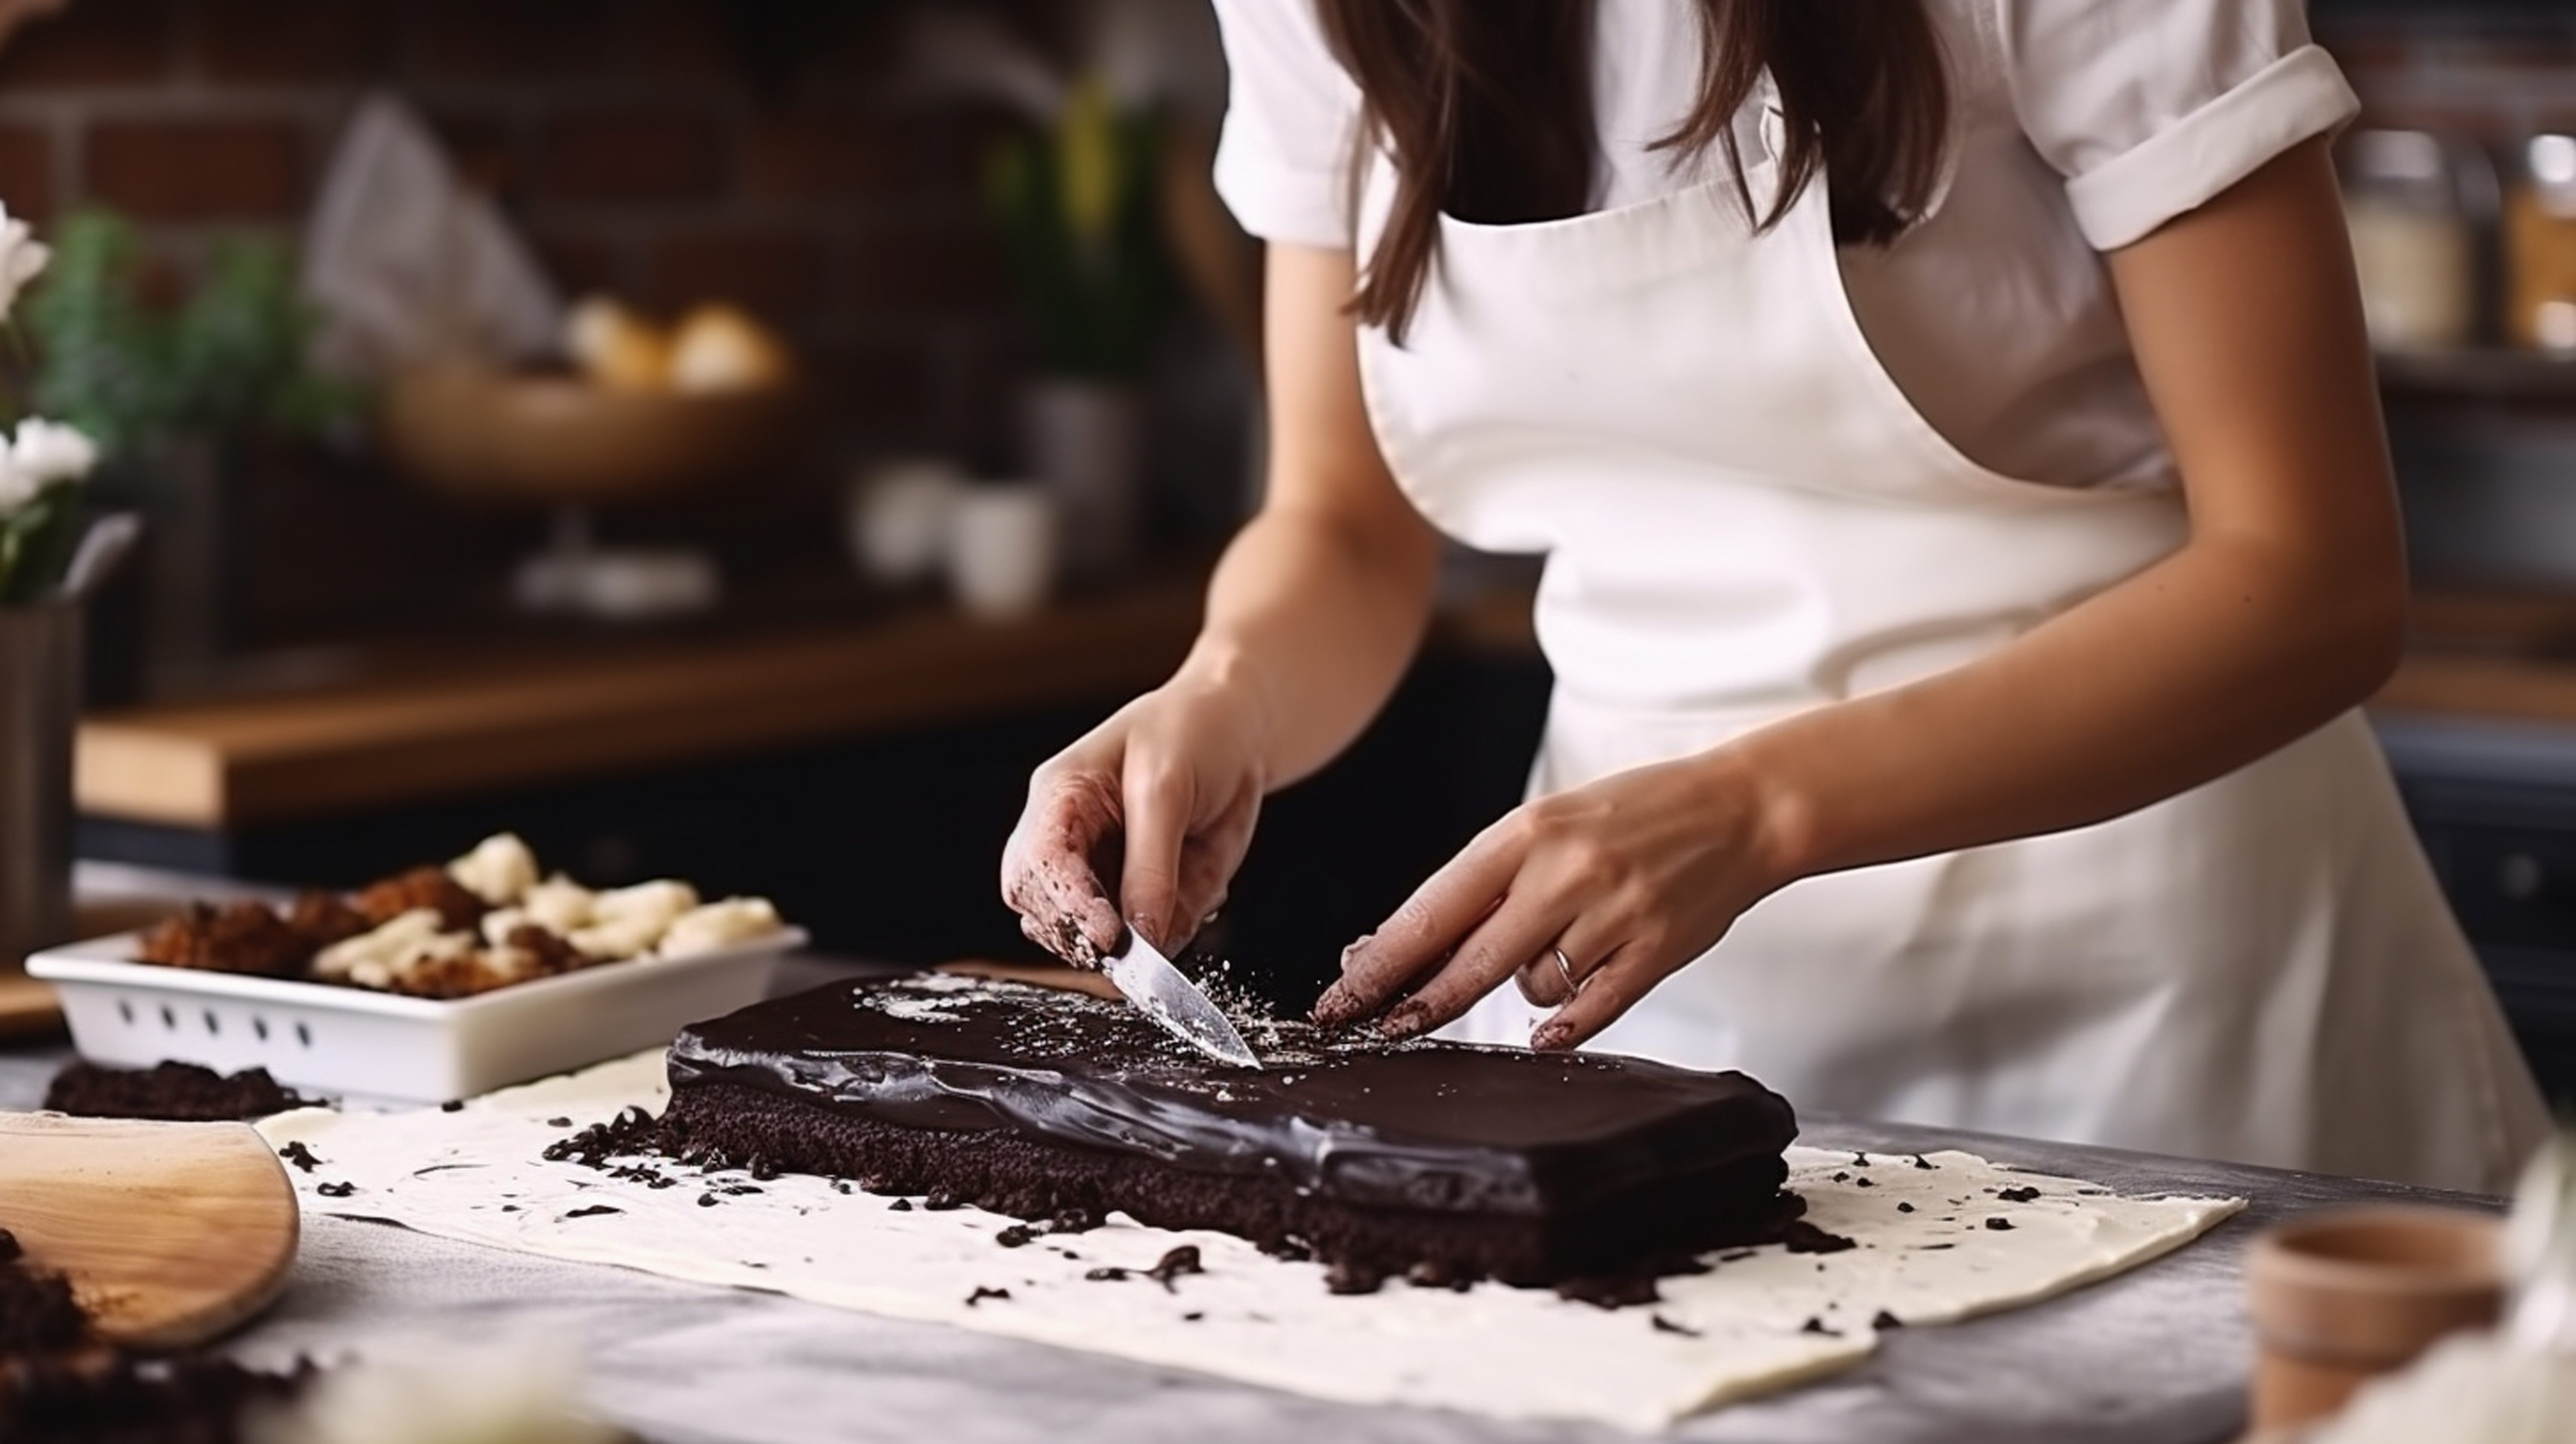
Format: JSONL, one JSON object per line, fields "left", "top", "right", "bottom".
{"left": 2246, "top": 1205, "right": 2504, "bottom": 1433}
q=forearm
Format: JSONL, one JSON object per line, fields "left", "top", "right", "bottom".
{"left": 1734, "top": 139, "right": 2406, "bottom": 889}
{"left": 1176, "top": 497, "right": 1442, "bottom": 788}
{"left": 1730, "top": 528, "right": 2403, "bottom": 888}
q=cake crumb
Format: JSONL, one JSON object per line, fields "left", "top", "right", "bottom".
{"left": 1780, "top": 1221, "right": 1857, "bottom": 1255}
{"left": 1325, "top": 1260, "right": 1384, "bottom": 1295}
{"left": 1555, "top": 1274, "right": 1660, "bottom": 1309}
{"left": 278, "top": 1141, "right": 325, "bottom": 1173}
{"left": 1985, "top": 1217, "right": 2015, "bottom": 1231}
{"left": 965, "top": 1286, "right": 1012, "bottom": 1307}
{"left": 1997, "top": 1185, "right": 2041, "bottom": 1203}
{"left": 1146, "top": 1246, "right": 1203, "bottom": 1291}
{"left": 1649, "top": 1313, "right": 1701, "bottom": 1337}
{"left": 1873, "top": 1310, "right": 1905, "bottom": 1329}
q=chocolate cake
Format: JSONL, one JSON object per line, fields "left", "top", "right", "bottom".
{"left": 649, "top": 976, "right": 1803, "bottom": 1290}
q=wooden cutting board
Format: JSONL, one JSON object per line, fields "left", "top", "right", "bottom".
{"left": 0, "top": 1113, "right": 299, "bottom": 1350}
{"left": 0, "top": 969, "right": 61, "bottom": 1038}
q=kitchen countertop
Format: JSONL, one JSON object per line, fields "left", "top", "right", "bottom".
{"left": 0, "top": 984, "right": 2490, "bottom": 1444}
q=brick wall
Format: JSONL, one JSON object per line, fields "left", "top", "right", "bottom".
{"left": 0, "top": 0, "right": 1031, "bottom": 444}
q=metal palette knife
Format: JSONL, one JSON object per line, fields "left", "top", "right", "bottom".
{"left": 1100, "top": 927, "right": 1261, "bottom": 1069}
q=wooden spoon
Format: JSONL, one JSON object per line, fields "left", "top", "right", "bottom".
{"left": 0, "top": 1113, "right": 299, "bottom": 1350}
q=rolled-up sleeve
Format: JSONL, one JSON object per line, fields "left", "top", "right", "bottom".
{"left": 1209, "top": 0, "right": 1362, "bottom": 249}
{"left": 2000, "top": 0, "right": 2360, "bottom": 251}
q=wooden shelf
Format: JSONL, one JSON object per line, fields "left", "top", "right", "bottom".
{"left": 76, "top": 579, "right": 1210, "bottom": 830}
{"left": 2376, "top": 648, "right": 2576, "bottom": 727}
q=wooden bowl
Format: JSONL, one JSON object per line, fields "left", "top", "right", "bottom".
{"left": 377, "top": 365, "right": 816, "bottom": 508}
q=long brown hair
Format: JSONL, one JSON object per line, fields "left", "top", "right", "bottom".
{"left": 1315, "top": 0, "right": 1952, "bottom": 341}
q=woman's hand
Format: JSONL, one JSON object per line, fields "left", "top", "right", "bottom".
{"left": 1313, "top": 748, "right": 1791, "bottom": 1050}
{"left": 1000, "top": 675, "right": 1272, "bottom": 966}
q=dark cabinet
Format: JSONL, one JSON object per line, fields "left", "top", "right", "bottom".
{"left": 2379, "top": 715, "right": 2576, "bottom": 1109}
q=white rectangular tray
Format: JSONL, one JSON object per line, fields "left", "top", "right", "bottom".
{"left": 27, "top": 927, "right": 805, "bottom": 1104}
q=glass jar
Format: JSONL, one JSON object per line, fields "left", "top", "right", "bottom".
{"left": 2506, "top": 133, "right": 2576, "bottom": 353}
{"left": 2344, "top": 129, "right": 2479, "bottom": 352}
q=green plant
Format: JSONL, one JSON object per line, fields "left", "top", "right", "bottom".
{"left": 22, "top": 207, "right": 352, "bottom": 462}
{"left": 0, "top": 465, "right": 77, "bottom": 604}
{"left": 985, "top": 79, "right": 1170, "bottom": 380}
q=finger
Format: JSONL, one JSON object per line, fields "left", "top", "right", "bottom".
{"left": 1512, "top": 947, "right": 1571, "bottom": 1009}
{"left": 1528, "top": 942, "right": 1661, "bottom": 1052}
{"left": 1000, "top": 776, "right": 1107, "bottom": 912}
{"left": 1511, "top": 911, "right": 1622, "bottom": 1007}
{"left": 1375, "top": 893, "right": 1569, "bottom": 1040}
{"left": 1002, "top": 776, "right": 1127, "bottom": 961}
{"left": 1172, "top": 789, "right": 1256, "bottom": 947}
{"left": 1314, "top": 821, "right": 1525, "bottom": 1027}
{"left": 1171, "top": 886, "right": 1228, "bottom": 954}
{"left": 1118, "top": 757, "right": 1192, "bottom": 951}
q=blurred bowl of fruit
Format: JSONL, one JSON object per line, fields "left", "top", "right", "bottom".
{"left": 377, "top": 298, "right": 814, "bottom": 508}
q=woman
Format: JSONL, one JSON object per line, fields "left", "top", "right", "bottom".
{"left": 1001, "top": 0, "right": 2552, "bottom": 1192}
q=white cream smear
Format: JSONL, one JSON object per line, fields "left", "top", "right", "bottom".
{"left": 256, "top": 1052, "right": 2243, "bottom": 1432}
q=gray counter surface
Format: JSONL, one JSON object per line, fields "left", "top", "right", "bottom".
{"left": 0, "top": 957, "right": 2489, "bottom": 1444}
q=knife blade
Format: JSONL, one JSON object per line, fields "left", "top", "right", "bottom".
{"left": 1100, "top": 928, "right": 1262, "bottom": 1070}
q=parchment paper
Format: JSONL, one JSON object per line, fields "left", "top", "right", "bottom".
{"left": 256, "top": 1053, "right": 2242, "bottom": 1432}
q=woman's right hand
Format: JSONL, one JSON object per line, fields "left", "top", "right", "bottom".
{"left": 999, "top": 673, "right": 1271, "bottom": 967}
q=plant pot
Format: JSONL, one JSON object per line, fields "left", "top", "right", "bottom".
{"left": 2247, "top": 1205, "right": 2505, "bottom": 1433}
{"left": 0, "top": 602, "right": 80, "bottom": 971}
{"left": 1020, "top": 377, "right": 1145, "bottom": 578}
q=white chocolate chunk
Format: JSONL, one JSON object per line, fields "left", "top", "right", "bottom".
{"left": 568, "top": 914, "right": 667, "bottom": 961}
{"left": 589, "top": 879, "right": 698, "bottom": 927}
{"left": 447, "top": 833, "right": 539, "bottom": 906}
{"left": 313, "top": 909, "right": 449, "bottom": 982}
{"left": 480, "top": 906, "right": 530, "bottom": 949}
{"left": 657, "top": 897, "right": 783, "bottom": 956}
{"left": 568, "top": 880, "right": 699, "bottom": 958}
{"left": 519, "top": 875, "right": 595, "bottom": 935}
{"left": 351, "top": 925, "right": 474, "bottom": 992}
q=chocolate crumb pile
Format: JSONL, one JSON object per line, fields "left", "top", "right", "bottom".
{"left": 0, "top": 1231, "right": 87, "bottom": 1357}
{"left": 43, "top": 1061, "right": 316, "bottom": 1123}
{"left": 1, "top": 1353, "right": 319, "bottom": 1444}
{"left": 0, "top": 1222, "right": 315, "bottom": 1444}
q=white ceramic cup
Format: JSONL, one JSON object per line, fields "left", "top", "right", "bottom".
{"left": 848, "top": 458, "right": 969, "bottom": 587}
{"left": 946, "top": 484, "right": 1057, "bottom": 620}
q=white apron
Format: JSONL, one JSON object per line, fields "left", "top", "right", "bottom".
{"left": 1356, "top": 124, "right": 2552, "bottom": 1194}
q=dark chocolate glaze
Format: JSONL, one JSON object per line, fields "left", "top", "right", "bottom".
{"left": 668, "top": 976, "right": 1796, "bottom": 1216}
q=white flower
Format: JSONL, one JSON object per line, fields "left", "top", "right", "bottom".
{"left": 0, "top": 202, "right": 48, "bottom": 320}
{"left": 9, "top": 418, "right": 95, "bottom": 487}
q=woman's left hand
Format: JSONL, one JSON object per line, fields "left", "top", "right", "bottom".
{"left": 1312, "top": 748, "right": 1790, "bottom": 1050}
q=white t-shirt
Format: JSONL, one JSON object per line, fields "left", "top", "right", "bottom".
{"left": 1209, "top": 0, "right": 2359, "bottom": 490}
